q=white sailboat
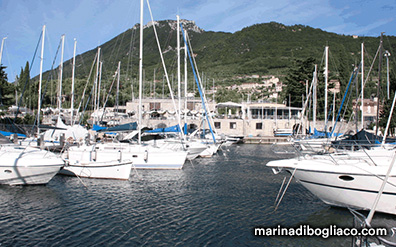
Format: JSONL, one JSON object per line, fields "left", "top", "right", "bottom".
{"left": 64, "top": 142, "right": 186, "bottom": 170}
{"left": 132, "top": 2, "right": 188, "bottom": 168}
{"left": 20, "top": 37, "right": 88, "bottom": 150}
{"left": 0, "top": 26, "right": 64, "bottom": 185}
{"left": 137, "top": 16, "right": 212, "bottom": 161}
{"left": 60, "top": 143, "right": 133, "bottom": 180}
{"left": 60, "top": 53, "right": 132, "bottom": 179}
{"left": 179, "top": 20, "right": 221, "bottom": 158}
{"left": 141, "top": 133, "right": 208, "bottom": 160}
{"left": 60, "top": 159, "right": 132, "bottom": 180}
{"left": 63, "top": 0, "right": 187, "bottom": 171}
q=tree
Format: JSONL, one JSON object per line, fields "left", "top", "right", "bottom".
{"left": 0, "top": 65, "right": 14, "bottom": 107}
{"left": 15, "top": 62, "right": 32, "bottom": 109}
{"left": 282, "top": 57, "right": 316, "bottom": 108}
{"left": 215, "top": 87, "right": 243, "bottom": 103}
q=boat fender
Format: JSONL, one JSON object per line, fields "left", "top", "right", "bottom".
{"left": 144, "top": 150, "right": 148, "bottom": 162}
{"left": 118, "top": 150, "right": 122, "bottom": 162}
{"left": 91, "top": 150, "right": 97, "bottom": 161}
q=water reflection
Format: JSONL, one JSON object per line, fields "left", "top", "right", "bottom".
{"left": 0, "top": 145, "right": 392, "bottom": 246}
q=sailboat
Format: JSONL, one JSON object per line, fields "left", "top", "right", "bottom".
{"left": 142, "top": 124, "right": 207, "bottom": 160}
{"left": 0, "top": 26, "right": 64, "bottom": 185}
{"left": 63, "top": 0, "right": 187, "bottom": 171}
{"left": 135, "top": 16, "right": 212, "bottom": 160}
{"left": 179, "top": 20, "right": 221, "bottom": 158}
{"left": 61, "top": 144, "right": 133, "bottom": 180}
{"left": 20, "top": 36, "right": 89, "bottom": 151}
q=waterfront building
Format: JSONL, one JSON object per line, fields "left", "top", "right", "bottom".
{"left": 121, "top": 98, "right": 303, "bottom": 137}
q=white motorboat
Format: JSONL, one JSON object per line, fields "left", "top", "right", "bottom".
{"left": 0, "top": 144, "right": 64, "bottom": 185}
{"left": 267, "top": 147, "right": 396, "bottom": 215}
{"left": 64, "top": 142, "right": 187, "bottom": 170}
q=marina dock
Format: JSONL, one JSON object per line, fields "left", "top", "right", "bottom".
{"left": 242, "top": 136, "right": 288, "bottom": 144}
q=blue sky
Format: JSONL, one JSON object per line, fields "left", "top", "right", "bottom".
{"left": 0, "top": 0, "right": 395, "bottom": 81}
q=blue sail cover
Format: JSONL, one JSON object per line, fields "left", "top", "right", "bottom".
{"left": 0, "top": 130, "right": 26, "bottom": 138}
{"left": 311, "top": 128, "right": 343, "bottom": 138}
{"left": 100, "top": 122, "right": 137, "bottom": 132}
{"left": 93, "top": 122, "right": 137, "bottom": 133}
{"left": 146, "top": 124, "right": 181, "bottom": 133}
{"left": 92, "top": 124, "right": 107, "bottom": 131}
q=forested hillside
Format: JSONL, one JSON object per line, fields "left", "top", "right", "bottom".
{"left": 6, "top": 20, "right": 396, "bottom": 118}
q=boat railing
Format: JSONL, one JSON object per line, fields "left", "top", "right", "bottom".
{"left": 294, "top": 140, "right": 388, "bottom": 166}
{"left": 326, "top": 152, "right": 377, "bottom": 166}
{"left": 270, "top": 142, "right": 302, "bottom": 156}
{"left": 349, "top": 208, "right": 396, "bottom": 247}
{"left": 331, "top": 140, "right": 380, "bottom": 152}
{"left": 292, "top": 139, "right": 333, "bottom": 155}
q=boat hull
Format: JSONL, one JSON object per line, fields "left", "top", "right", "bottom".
{"left": 267, "top": 150, "right": 396, "bottom": 215}
{"left": 60, "top": 160, "right": 132, "bottom": 180}
{"left": 145, "top": 139, "right": 206, "bottom": 161}
{"left": 0, "top": 145, "right": 64, "bottom": 185}
{"left": 199, "top": 144, "right": 220, "bottom": 158}
{"left": 291, "top": 168, "right": 396, "bottom": 215}
{"left": 65, "top": 143, "right": 187, "bottom": 170}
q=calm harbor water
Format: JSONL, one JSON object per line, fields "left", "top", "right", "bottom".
{"left": 0, "top": 144, "right": 393, "bottom": 246}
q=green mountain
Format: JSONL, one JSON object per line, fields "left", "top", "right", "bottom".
{"left": 60, "top": 20, "right": 394, "bottom": 78}
{"left": 28, "top": 20, "right": 395, "bottom": 108}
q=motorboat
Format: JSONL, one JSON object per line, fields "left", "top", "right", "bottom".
{"left": 0, "top": 144, "right": 64, "bottom": 185}
{"left": 267, "top": 146, "right": 396, "bottom": 215}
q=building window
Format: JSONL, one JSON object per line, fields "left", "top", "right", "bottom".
{"left": 149, "top": 102, "right": 161, "bottom": 111}
{"left": 214, "top": 122, "right": 221, "bottom": 129}
{"left": 256, "top": 122, "right": 263, "bottom": 129}
{"left": 187, "top": 102, "right": 195, "bottom": 110}
{"left": 230, "top": 122, "right": 236, "bottom": 129}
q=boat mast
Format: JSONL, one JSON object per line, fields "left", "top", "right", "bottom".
{"left": 361, "top": 42, "right": 364, "bottom": 130}
{"left": 324, "top": 46, "right": 329, "bottom": 129}
{"left": 37, "top": 25, "right": 46, "bottom": 136}
{"left": 313, "top": 64, "right": 317, "bottom": 132}
{"left": 0, "top": 37, "right": 6, "bottom": 66}
{"left": 71, "top": 39, "right": 77, "bottom": 125}
{"left": 184, "top": 28, "right": 188, "bottom": 126}
{"left": 177, "top": 15, "right": 181, "bottom": 122}
{"left": 332, "top": 91, "right": 335, "bottom": 128}
{"left": 116, "top": 61, "right": 121, "bottom": 115}
{"left": 153, "top": 69, "right": 156, "bottom": 100}
{"left": 146, "top": 2, "right": 185, "bottom": 142}
{"left": 58, "top": 34, "right": 65, "bottom": 111}
{"left": 375, "top": 33, "right": 383, "bottom": 137}
{"left": 138, "top": 0, "right": 143, "bottom": 145}
{"left": 98, "top": 61, "right": 103, "bottom": 122}
{"left": 93, "top": 47, "right": 101, "bottom": 125}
